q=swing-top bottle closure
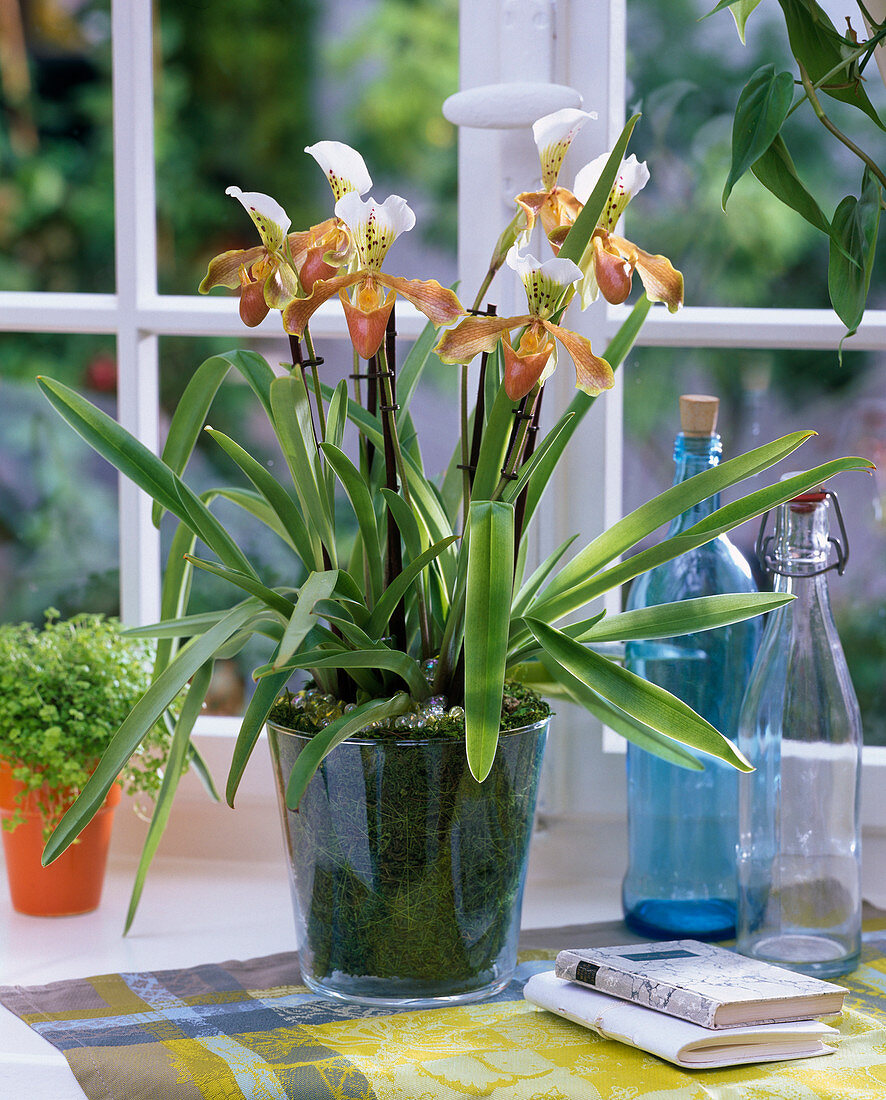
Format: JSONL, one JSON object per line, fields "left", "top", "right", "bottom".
{"left": 755, "top": 485, "right": 849, "bottom": 579}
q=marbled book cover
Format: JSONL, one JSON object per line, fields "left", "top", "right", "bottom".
{"left": 555, "top": 940, "right": 847, "bottom": 1028}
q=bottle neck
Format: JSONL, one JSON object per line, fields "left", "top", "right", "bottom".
{"left": 669, "top": 432, "right": 722, "bottom": 534}
{"left": 769, "top": 498, "right": 833, "bottom": 601}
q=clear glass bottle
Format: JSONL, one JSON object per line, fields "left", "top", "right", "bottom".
{"left": 736, "top": 489, "right": 861, "bottom": 977}
{"left": 622, "top": 395, "right": 761, "bottom": 939}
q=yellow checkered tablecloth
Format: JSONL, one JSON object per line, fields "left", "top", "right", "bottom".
{"left": 3, "top": 920, "right": 886, "bottom": 1099}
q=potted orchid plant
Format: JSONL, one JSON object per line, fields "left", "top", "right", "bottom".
{"left": 37, "top": 107, "right": 870, "bottom": 1004}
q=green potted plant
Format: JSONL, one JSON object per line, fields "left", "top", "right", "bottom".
{"left": 36, "top": 110, "right": 870, "bottom": 1001}
{"left": 0, "top": 611, "right": 181, "bottom": 917}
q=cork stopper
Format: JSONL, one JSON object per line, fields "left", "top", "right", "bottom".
{"left": 679, "top": 394, "right": 719, "bottom": 437}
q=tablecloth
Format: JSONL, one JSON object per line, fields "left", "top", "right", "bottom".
{"left": 4, "top": 921, "right": 886, "bottom": 1099}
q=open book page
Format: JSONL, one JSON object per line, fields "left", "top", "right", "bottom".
{"left": 524, "top": 971, "right": 838, "bottom": 1069}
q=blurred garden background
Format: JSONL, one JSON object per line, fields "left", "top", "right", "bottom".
{"left": 0, "top": 0, "right": 883, "bottom": 738}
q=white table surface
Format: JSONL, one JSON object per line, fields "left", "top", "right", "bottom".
{"left": 0, "top": 819, "right": 625, "bottom": 1098}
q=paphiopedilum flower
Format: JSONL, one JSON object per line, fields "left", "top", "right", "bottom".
{"left": 199, "top": 187, "right": 306, "bottom": 326}
{"left": 515, "top": 108, "right": 597, "bottom": 243}
{"left": 571, "top": 152, "right": 683, "bottom": 313}
{"left": 435, "top": 247, "right": 614, "bottom": 401}
{"left": 283, "top": 191, "right": 464, "bottom": 359}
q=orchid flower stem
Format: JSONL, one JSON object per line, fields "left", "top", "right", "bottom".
{"left": 470, "top": 268, "right": 496, "bottom": 314}
{"left": 303, "top": 326, "right": 326, "bottom": 440}
{"left": 513, "top": 384, "right": 544, "bottom": 567}
{"left": 797, "top": 61, "right": 886, "bottom": 193}
{"left": 493, "top": 383, "right": 541, "bottom": 501}
{"left": 461, "top": 364, "right": 471, "bottom": 529}
{"left": 287, "top": 333, "right": 320, "bottom": 450}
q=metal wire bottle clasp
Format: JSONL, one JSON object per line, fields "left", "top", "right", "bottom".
{"left": 755, "top": 490, "right": 849, "bottom": 578}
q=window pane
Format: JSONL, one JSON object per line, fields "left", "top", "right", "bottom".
{"left": 154, "top": 0, "right": 457, "bottom": 295}
{"left": 0, "top": 333, "right": 119, "bottom": 622}
{"left": 0, "top": 0, "right": 114, "bottom": 292}
{"left": 627, "top": 0, "right": 886, "bottom": 310}
{"left": 623, "top": 347, "right": 886, "bottom": 745}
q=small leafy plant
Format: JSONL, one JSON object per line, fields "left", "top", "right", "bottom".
{"left": 35, "top": 109, "right": 872, "bottom": 929}
{"left": 0, "top": 611, "right": 180, "bottom": 838}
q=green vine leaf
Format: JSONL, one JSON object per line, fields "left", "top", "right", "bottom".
{"left": 723, "top": 65, "right": 795, "bottom": 209}
{"left": 702, "top": 0, "right": 765, "bottom": 43}
{"left": 750, "top": 134, "right": 831, "bottom": 236}
{"left": 828, "top": 170, "right": 882, "bottom": 340}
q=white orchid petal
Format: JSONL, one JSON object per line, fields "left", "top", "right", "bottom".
{"left": 335, "top": 193, "right": 415, "bottom": 270}
{"left": 225, "top": 187, "right": 291, "bottom": 252}
{"left": 305, "top": 141, "right": 373, "bottom": 200}
{"left": 574, "top": 152, "right": 651, "bottom": 230}
{"left": 506, "top": 246, "right": 582, "bottom": 318}
{"left": 531, "top": 108, "right": 598, "bottom": 189}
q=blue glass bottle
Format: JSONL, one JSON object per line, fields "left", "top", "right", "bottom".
{"left": 622, "top": 395, "right": 761, "bottom": 939}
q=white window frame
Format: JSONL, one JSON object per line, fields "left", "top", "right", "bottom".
{"left": 0, "top": 0, "right": 884, "bottom": 827}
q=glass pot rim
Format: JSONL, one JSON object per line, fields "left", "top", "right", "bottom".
{"left": 266, "top": 713, "right": 550, "bottom": 749}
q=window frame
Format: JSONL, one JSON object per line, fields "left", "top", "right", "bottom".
{"left": 0, "top": 0, "right": 883, "bottom": 829}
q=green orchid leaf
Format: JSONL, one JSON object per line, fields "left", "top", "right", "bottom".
{"left": 43, "top": 600, "right": 262, "bottom": 867}
{"left": 501, "top": 414, "right": 574, "bottom": 507}
{"left": 125, "top": 660, "right": 214, "bottom": 933}
{"left": 270, "top": 649, "right": 429, "bottom": 700}
{"left": 829, "top": 172, "right": 882, "bottom": 338}
{"left": 751, "top": 135, "right": 832, "bottom": 236}
{"left": 214, "top": 487, "right": 298, "bottom": 550}
{"left": 275, "top": 570, "right": 340, "bottom": 668}
{"left": 283, "top": 693, "right": 411, "bottom": 810}
{"left": 537, "top": 655, "right": 705, "bottom": 770}
{"left": 324, "top": 378, "right": 349, "bottom": 452}
{"left": 183, "top": 555, "right": 294, "bottom": 619}
{"left": 512, "top": 535, "right": 580, "bottom": 619}
{"left": 270, "top": 374, "right": 336, "bottom": 558}
{"left": 539, "top": 430, "right": 814, "bottom": 607}
{"left": 465, "top": 501, "right": 515, "bottom": 782}
{"left": 312, "top": 601, "right": 380, "bottom": 649}
{"left": 205, "top": 428, "right": 318, "bottom": 566}
{"left": 185, "top": 738, "right": 220, "bottom": 803}
{"left": 154, "top": 518, "right": 198, "bottom": 673}
{"left": 396, "top": 310, "right": 449, "bottom": 433}
{"left": 525, "top": 618, "right": 751, "bottom": 771}
{"left": 125, "top": 610, "right": 235, "bottom": 638}
{"left": 37, "top": 377, "right": 257, "bottom": 578}
{"left": 226, "top": 660, "right": 294, "bottom": 807}
{"left": 381, "top": 488, "right": 426, "bottom": 564}
{"left": 320, "top": 443, "right": 383, "bottom": 600}
{"left": 723, "top": 65, "right": 794, "bottom": 209}
{"left": 581, "top": 592, "right": 794, "bottom": 642}
{"left": 152, "top": 350, "right": 276, "bottom": 526}
{"left": 471, "top": 375, "right": 522, "bottom": 503}
{"left": 558, "top": 114, "right": 640, "bottom": 265}
{"left": 366, "top": 535, "right": 459, "bottom": 641}
{"left": 779, "top": 0, "right": 884, "bottom": 129}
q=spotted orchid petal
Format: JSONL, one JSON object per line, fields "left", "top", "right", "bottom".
{"left": 435, "top": 315, "right": 531, "bottom": 366}
{"left": 334, "top": 192, "right": 416, "bottom": 272}
{"left": 375, "top": 273, "right": 463, "bottom": 327}
{"left": 340, "top": 289, "right": 395, "bottom": 359}
{"left": 506, "top": 246, "right": 582, "bottom": 319}
{"left": 225, "top": 187, "right": 291, "bottom": 253}
{"left": 199, "top": 244, "right": 267, "bottom": 293}
{"left": 502, "top": 326, "right": 556, "bottom": 400}
{"left": 543, "top": 321, "right": 615, "bottom": 396}
{"left": 532, "top": 108, "right": 598, "bottom": 190}
{"left": 305, "top": 141, "right": 373, "bottom": 202}
{"left": 573, "top": 152, "right": 650, "bottom": 232}
{"left": 282, "top": 271, "right": 363, "bottom": 338}
{"left": 609, "top": 235, "right": 684, "bottom": 313}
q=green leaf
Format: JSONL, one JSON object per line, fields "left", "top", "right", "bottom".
{"left": 37, "top": 377, "right": 257, "bottom": 578}
{"left": 828, "top": 171, "right": 881, "bottom": 338}
{"left": 779, "top": 0, "right": 884, "bottom": 128}
{"left": 525, "top": 618, "right": 752, "bottom": 770}
{"left": 282, "top": 693, "right": 411, "bottom": 810}
{"left": 226, "top": 661, "right": 293, "bottom": 807}
{"left": 723, "top": 65, "right": 794, "bottom": 209}
{"left": 270, "top": 374, "right": 336, "bottom": 558}
{"left": 512, "top": 535, "right": 579, "bottom": 619}
{"left": 324, "top": 379, "right": 349, "bottom": 452}
{"left": 581, "top": 592, "right": 794, "bottom": 642}
{"left": 275, "top": 571, "right": 340, "bottom": 668}
{"left": 183, "top": 555, "right": 294, "bottom": 618}
{"left": 320, "top": 443, "right": 383, "bottom": 601}
{"left": 702, "top": 0, "right": 765, "bottom": 42}
{"left": 465, "top": 501, "right": 515, "bottom": 782}
{"left": 470, "top": 376, "right": 521, "bottom": 503}
{"left": 538, "top": 655, "right": 705, "bottom": 770}
{"left": 396, "top": 311, "right": 448, "bottom": 432}
{"left": 558, "top": 114, "right": 640, "bottom": 265}
{"left": 124, "top": 661, "right": 214, "bottom": 932}
{"left": 751, "top": 135, "right": 832, "bottom": 236}
{"left": 152, "top": 350, "right": 276, "bottom": 526}
{"left": 501, "top": 414, "right": 574, "bottom": 507}
{"left": 205, "top": 428, "right": 318, "bottom": 566}
{"left": 43, "top": 600, "right": 262, "bottom": 866}
{"left": 538, "top": 430, "right": 814, "bottom": 607}
{"left": 269, "top": 649, "right": 429, "bottom": 700}
{"left": 381, "top": 488, "right": 425, "bottom": 564}
{"left": 365, "top": 535, "right": 459, "bottom": 640}
{"left": 214, "top": 487, "right": 298, "bottom": 550}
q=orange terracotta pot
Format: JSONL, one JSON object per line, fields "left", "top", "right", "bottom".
{"left": 0, "top": 761, "right": 121, "bottom": 917}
